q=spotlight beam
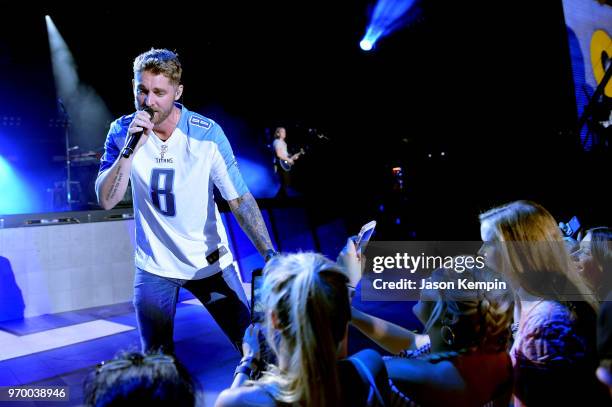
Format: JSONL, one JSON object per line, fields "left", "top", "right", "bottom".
{"left": 360, "top": 0, "right": 418, "bottom": 51}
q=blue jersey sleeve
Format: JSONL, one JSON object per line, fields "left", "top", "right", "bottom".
{"left": 98, "top": 120, "right": 124, "bottom": 175}
{"left": 209, "top": 125, "right": 249, "bottom": 200}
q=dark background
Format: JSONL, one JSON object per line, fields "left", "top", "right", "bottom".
{"left": 1, "top": 1, "right": 609, "bottom": 239}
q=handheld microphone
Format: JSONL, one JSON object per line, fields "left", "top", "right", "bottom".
{"left": 121, "top": 107, "right": 155, "bottom": 158}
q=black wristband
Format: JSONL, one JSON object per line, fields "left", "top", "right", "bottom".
{"left": 121, "top": 146, "right": 135, "bottom": 159}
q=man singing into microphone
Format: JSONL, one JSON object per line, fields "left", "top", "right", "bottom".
{"left": 95, "top": 48, "right": 278, "bottom": 354}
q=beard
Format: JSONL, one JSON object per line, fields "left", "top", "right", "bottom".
{"left": 151, "top": 104, "right": 173, "bottom": 125}
{"left": 134, "top": 101, "right": 174, "bottom": 125}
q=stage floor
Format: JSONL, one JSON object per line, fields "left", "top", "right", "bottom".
{"left": 0, "top": 287, "right": 248, "bottom": 406}
{"left": 0, "top": 282, "right": 416, "bottom": 406}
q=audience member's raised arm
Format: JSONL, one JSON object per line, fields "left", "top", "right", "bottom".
{"left": 337, "top": 237, "right": 363, "bottom": 290}
{"left": 350, "top": 307, "right": 429, "bottom": 355}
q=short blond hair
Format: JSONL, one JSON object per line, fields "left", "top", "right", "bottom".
{"left": 133, "top": 48, "right": 182, "bottom": 85}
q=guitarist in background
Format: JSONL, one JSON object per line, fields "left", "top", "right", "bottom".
{"left": 273, "top": 126, "right": 301, "bottom": 167}
{"left": 272, "top": 126, "right": 302, "bottom": 197}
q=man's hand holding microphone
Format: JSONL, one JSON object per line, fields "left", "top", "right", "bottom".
{"left": 96, "top": 107, "right": 155, "bottom": 210}
{"left": 122, "top": 106, "right": 155, "bottom": 158}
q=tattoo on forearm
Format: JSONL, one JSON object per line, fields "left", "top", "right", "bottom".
{"left": 106, "top": 166, "right": 124, "bottom": 202}
{"left": 229, "top": 193, "right": 273, "bottom": 255}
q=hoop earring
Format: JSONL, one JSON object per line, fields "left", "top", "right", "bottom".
{"left": 440, "top": 325, "right": 455, "bottom": 346}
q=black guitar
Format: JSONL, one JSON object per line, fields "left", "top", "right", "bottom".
{"left": 278, "top": 148, "right": 305, "bottom": 172}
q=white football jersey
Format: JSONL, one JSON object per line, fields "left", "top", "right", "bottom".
{"left": 99, "top": 104, "right": 248, "bottom": 279}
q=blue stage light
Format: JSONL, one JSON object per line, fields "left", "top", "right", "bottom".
{"left": 360, "top": 0, "right": 418, "bottom": 51}
{"left": 360, "top": 39, "right": 374, "bottom": 51}
{"left": 236, "top": 157, "right": 278, "bottom": 198}
{"left": 0, "top": 156, "right": 36, "bottom": 215}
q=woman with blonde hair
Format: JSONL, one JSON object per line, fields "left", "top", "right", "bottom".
{"left": 216, "top": 252, "right": 387, "bottom": 407}
{"left": 479, "top": 200, "right": 608, "bottom": 406}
